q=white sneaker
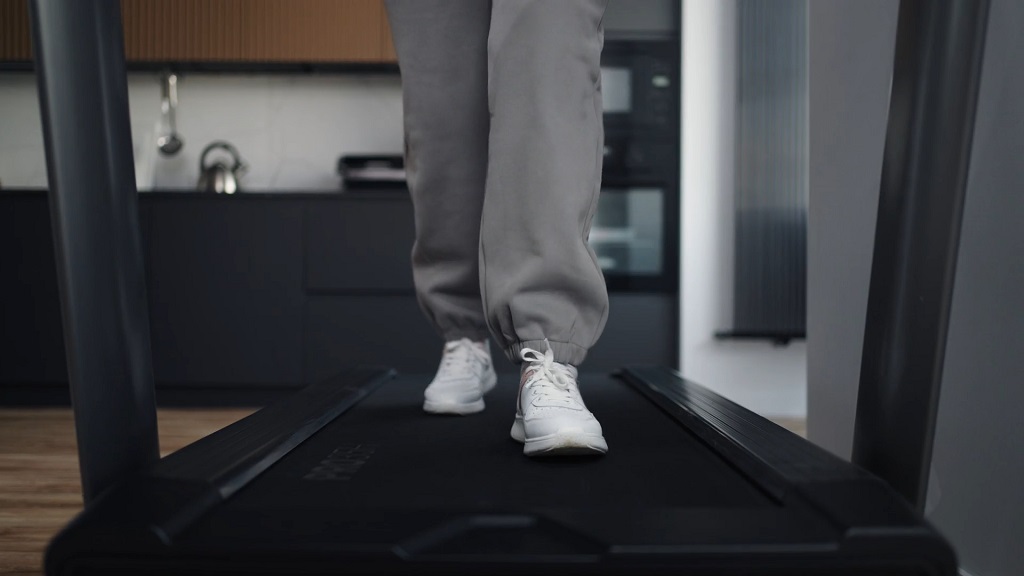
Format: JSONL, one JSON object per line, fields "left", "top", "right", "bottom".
{"left": 422, "top": 338, "right": 497, "bottom": 415}
{"left": 510, "top": 340, "right": 608, "bottom": 456}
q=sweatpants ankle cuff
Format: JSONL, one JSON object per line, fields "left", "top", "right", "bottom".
{"left": 505, "top": 339, "right": 589, "bottom": 367}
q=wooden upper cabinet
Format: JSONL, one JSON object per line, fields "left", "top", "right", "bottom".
{"left": 0, "top": 0, "right": 398, "bottom": 64}
{"left": 0, "top": 0, "right": 31, "bottom": 62}
{"left": 379, "top": 2, "right": 398, "bottom": 63}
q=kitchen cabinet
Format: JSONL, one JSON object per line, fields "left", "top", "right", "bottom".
{"left": 305, "top": 198, "right": 416, "bottom": 292}
{"left": 0, "top": 194, "right": 67, "bottom": 385}
{"left": 0, "top": 191, "right": 677, "bottom": 403}
{"left": 146, "top": 196, "right": 306, "bottom": 386}
{"left": 0, "top": 0, "right": 397, "bottom": 66}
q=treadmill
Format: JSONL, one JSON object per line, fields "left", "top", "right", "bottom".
{"left": 29, "top": 1, "right": 987, "bottom": 574}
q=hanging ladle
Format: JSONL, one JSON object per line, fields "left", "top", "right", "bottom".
{"left": 156, "top": 71, "right": 183, "bottom": 156}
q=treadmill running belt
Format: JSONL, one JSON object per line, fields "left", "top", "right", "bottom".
{"left": 170, "top": 371, "right": 849, "bottom": 566}
{"left": 230, "top": 373, "right": 772, "bottom": 509}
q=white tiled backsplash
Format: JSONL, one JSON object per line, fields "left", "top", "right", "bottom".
{"left": 0, "top": 73, "right": 404, "bottom": 191}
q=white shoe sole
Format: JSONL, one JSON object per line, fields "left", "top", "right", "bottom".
{"left": 422, "top": 370, "right": 498, "bottom": 415}
{"left": 510, "top": 416, "right": 608, "bottom": 456}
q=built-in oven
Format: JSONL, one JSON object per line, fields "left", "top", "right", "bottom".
{"left": 591, "top": 39, "right": 678, "bottom": 293}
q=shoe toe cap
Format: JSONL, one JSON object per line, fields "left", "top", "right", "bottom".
{"left": 524, "top": 407, "right": 603, "bottom": 437}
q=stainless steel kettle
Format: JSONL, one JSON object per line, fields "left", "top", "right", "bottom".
{"left": 197, "top": 141, "right": 247, "bottom": 194}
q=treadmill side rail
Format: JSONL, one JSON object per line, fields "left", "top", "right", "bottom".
{"left": 153, "top": 367, "right": 394, "bottom": 498}
{"left": 621, "top": 366, "right": 871, "bottom": 498}
{"left": 44, "top": 367, "right": 393, "bottom": 576}
{"left": 621, "top": 365, "right": 957, "bottom": 575}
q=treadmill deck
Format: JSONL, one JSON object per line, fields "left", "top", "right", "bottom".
{"left": 46, "top": 368, "right": 955, "bottom": 575}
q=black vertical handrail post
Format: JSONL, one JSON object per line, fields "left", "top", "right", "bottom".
{"left": 29, "top": 0, "right": 160, "bottom": 503}
{"left": 853, "top": 0, "right": 989, "bottom": 511}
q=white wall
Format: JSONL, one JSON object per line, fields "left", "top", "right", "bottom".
{"left": 927, "top": 5, "right": 1024, "bottom": 570}
{"left": 0, "top": 73, "right": 403, "bottom": 191}
{"left": 806, "top": 0, "right": 898, "bottom": 458}
{"left": 926, "top": 2, "right": 1024, "bottom": 564}
{"left": 680, "top": 0, "right": 807, "bottom": 419}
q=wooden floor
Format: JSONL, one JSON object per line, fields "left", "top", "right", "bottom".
{"left": 0, "top": 408, "right": 806, "bottom": 576}
{"left": 0, "top": 408, "right": 256, "bottom": 576}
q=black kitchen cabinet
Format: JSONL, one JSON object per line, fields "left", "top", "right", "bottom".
{"left": 304, "top": 197, "right": 416, "bottom": 292}
{"left": 146, "top": 196, "right": 305, "bottom": 386}
{"left": 304, "top": 295, "right": 436, "bottom": 383}
{"left": 0, "top": 191, "right": 677, "bottom": 404}
{"left": 0, "top": 194, "right": 67, "bottom": 385}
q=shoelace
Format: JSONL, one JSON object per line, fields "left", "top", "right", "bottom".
{"left": 520, "top": 340, "right": 577, "bottom": 405}
{"left": 438, "top": 338, "right": 490, "bottom": 378}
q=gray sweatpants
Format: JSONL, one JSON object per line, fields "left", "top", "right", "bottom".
{"left": 385, "top": 0, "right": 609, "bottom": 367}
